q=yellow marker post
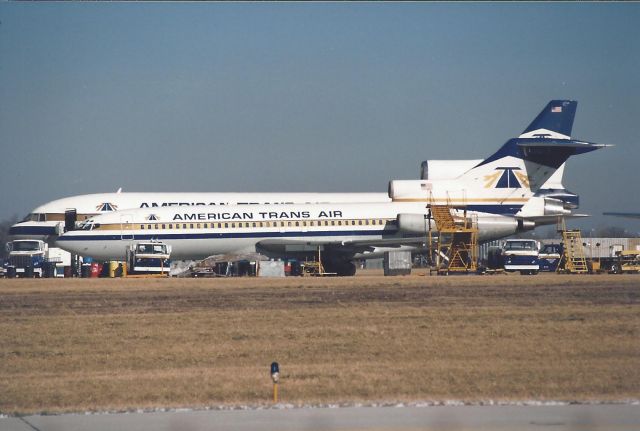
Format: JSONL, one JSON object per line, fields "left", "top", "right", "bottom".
{"left": 270, "top": 362, "right": 280, "bottom": 404}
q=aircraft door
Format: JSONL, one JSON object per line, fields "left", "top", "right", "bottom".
{"left": 64, "top": 209, "right": 77, "bottom": 232}
{"left": 120, "top": 214, "right": 135, "bottom": 241}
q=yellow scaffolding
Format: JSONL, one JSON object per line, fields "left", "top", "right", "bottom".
{"left": 556, "top": 218, "right": 588, "bottom": 274}
{"left": 430, "top": 199, "right": 478, "bottom": 275}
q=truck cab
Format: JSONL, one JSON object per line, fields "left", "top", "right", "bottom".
{"left": 502, "top": 239, "right": 541, "bottom": 275}
{"left": 126, "top": 241, "right": 171, "bottom": 275}
{"left": 538, "top": 243, "right": 563, "bottom": 272}
{"left": 4, "top": 239, "right": 47, "bottom": 277}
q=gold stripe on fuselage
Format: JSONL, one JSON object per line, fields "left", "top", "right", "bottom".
{"left": 89, "top": 218, "right": 394, "bottom": 231}
{"left": 392, "top": 198, "right": 529, "bottom": 203}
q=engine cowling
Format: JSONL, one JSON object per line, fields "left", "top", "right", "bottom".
{"left": 389, "top": 180, "right": 431, "bottom": 200}
{"left": 397, "top": 213, "right": 428, "bottom": 235}
{"left": 537, "top": 189, "right": 579, "bottom": 209}
{"left": 420, "top": 160, "right": 483, "bottom": 180}
{"left": 544, "top": 197, "right": 572, "bottom": 216}
{"left": 476, "top": 216, "right": 519, "bottom": 242}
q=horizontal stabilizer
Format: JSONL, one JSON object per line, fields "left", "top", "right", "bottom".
{"left": 603, "top": 212, "right": 640, "bottom": 219}
{"left": 517, "top": 139, "right": 610, "bottom": 150}
{"left": 515, "top": 139, "right": 609, "bottom": 168}
{"left": 523, "top": 214, "right": 590, "bottom": 226}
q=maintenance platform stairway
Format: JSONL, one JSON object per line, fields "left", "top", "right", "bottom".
{"left": 557, "top": 227, "right": 589, "bottom": 274}
{"left": 430, "top": 204, "right": 478, "bottom": 275}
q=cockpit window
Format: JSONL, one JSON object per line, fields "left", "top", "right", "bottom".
{"left": 80, "top": 220, "right": 100, "bottom": 230}
{"left": 22, "top": 213, "right": 46, "bottom": 222}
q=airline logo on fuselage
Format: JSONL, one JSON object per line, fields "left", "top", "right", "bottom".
{"left": 483, "top": 167, "right": 530, "bottom": 189}
{"left": 140, "top": 201, "right": 293, "bottom": 208}
{"left": 173, "top": 210, "right": 343, "bottom": 221}
{"left": 97, "top": 202, "right": 118, "bottom": 211}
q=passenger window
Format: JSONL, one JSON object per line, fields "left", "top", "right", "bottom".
{"left": 295, "top": 221, "right": 299, "bottom": 227}
{"left": 224, "top": 223, "right": 228, "bottom": 228}
{"left": 358, "top": 220, "right": 363, "bottom": 225}
{"left": 231, "top": 223, "right": 236, "bottom": 228}
{"left": 141, "top": 225, "right": 144, "bottom": 230}
{"left": 253, "top": 222, "right": 257, "bottom": 228}
{"left": 155, "top": 224, "right": 159, "bottom": 229}
{"left": 331, "top": 221, "right": 335, "bottom": 226}
{"left": 197, "top": 224, "right": 201, "bottom": 229}
{"left": 162, "top": 224, "right": 166, "bottom": 229}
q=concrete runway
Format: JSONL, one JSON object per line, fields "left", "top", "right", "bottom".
{"left": 2, "top": 404, "right": 639, "bottom": 431}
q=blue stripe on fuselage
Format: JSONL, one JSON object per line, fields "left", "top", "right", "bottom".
{"left": 9, "top": 225, "right": 57, "bottom": 236}
{"left": 464, "top": 205, "right": 522, "bottom": 215}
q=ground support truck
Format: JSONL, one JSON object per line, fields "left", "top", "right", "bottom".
{"left": 3, "top": 239, "right": 70, "bottom": 278}
{"left": 501, "top": 239, "right": 541, "bottom": 275}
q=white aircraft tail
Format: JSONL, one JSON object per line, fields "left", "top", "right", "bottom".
{"left": 458, "top": 100, "right": 606, "bottom": 193}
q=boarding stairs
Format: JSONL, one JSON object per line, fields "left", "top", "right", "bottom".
{"left": 558, "top": 229, "right": 589, "bottom": 274}
{"left": 556, "top": 219, "right": 588, "bottom": 274}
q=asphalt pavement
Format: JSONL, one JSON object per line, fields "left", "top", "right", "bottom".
{"left": 2, "top": 403, "right": 639, "bottom": 431}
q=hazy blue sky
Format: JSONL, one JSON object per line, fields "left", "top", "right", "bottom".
{"left": 1, "top": 3, "right": 639, "bottom": 232}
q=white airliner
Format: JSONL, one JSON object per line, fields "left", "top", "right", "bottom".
{"left": 11, "top": 102, "right": 577, "bottom": 244}
{"left": 10, "top": 192, "right": 390, "bottom": 241}
{"left": 57, "top": 100, "right": 607, "bottom": 275}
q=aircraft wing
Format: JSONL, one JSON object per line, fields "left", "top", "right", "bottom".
{"left": 603, "top": 212, "right": 640, "bottom": 220}
{"left": 256, "top": 236, "right": 426, "bottom": 256}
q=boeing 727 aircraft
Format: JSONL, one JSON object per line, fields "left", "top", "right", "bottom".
{"left": 10, "top": 192, "right": 389, "bottom": 241}
{"left": 12, "top": 101, "right": 579, "bottom": 243}
{"left": 57, "top": 100, "right": 607, "bottom": 275}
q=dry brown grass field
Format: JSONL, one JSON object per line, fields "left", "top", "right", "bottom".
{"left": 0, "top": 271, "right": 639, "bottom": 414}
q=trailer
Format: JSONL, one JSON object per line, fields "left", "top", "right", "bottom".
{"left": 608, "top": 250, "right": 640, "bottom": 274}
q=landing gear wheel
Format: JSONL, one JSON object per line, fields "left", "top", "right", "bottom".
{"left": 339, "top": 262, "right": 356, "bottom": 277}
{"left": 322, "top": 259, "right": 356, "bottom": 276}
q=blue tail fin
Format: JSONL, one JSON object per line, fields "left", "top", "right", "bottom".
{"left": 463, "top": 100, "right": 608, "bottom": 192}
{"left": 476, "top": 100, "right": 605, "bottom": 170}
{"left": 519, "top": 100, "right": 577, "bottom": 139}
